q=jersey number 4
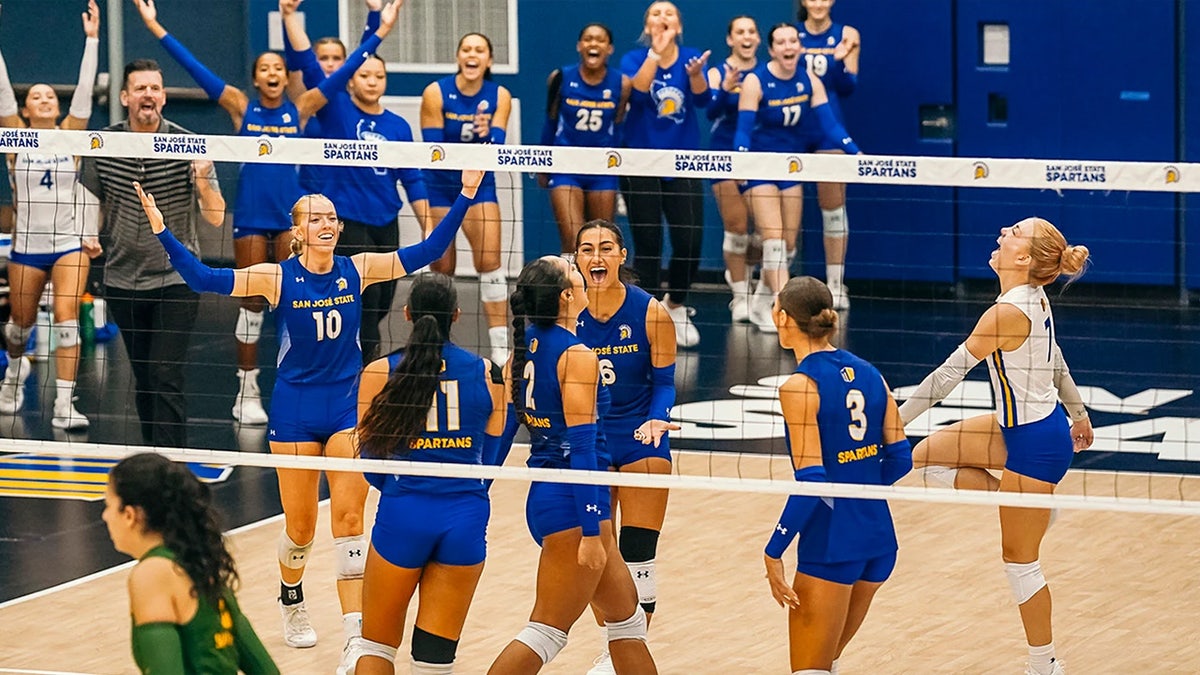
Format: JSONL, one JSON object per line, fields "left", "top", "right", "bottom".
{"left": 40, "top": 169, "right": 54, "bottom": 190}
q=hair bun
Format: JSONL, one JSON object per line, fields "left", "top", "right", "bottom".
{"left": 1060, "top": 244, "right": 1091, "bottom": 277}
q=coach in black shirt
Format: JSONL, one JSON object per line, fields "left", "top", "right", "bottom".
{"left": 79, "top": 59, "right": 224, "bottom": 447}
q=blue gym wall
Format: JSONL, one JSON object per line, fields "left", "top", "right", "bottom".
{"left": 1, "top": 0, "right": 1194, "bottom": 290}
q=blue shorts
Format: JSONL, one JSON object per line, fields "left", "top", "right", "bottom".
{"left": 267, "top": 378, "right": 357, "bottom": 444}
{"left": 605, "top": 429, "right": 672, "bottom": 468}
{"left": 372, "top": 491, "right": 489, "bottom": 567}
{"left": 525, "top": 480, "right": 612, "bottom": 546}
{"left": 743, "top": 179, "right": 803, "bottom": 192}
{"left": 10, "top": 249, "right": 81, "bottom": 272}
{"left": 427, "top": 169, "right": 498, "bottom": 207}
{"left": 547, "top": 173, "right": 619, "bottom": 192}
{"left": 232, "top": 224, "right": 290, "bottom": 240}
{"left": 798, "top": 550, "right": 897, "bottom": 585}
{"left": 1001, "top": 407, "right": 1074, "bottom": 484}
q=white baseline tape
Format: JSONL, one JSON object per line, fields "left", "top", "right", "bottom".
{"left": 0, "top": 127, "right": 1190, "bottom": 192}
{"left": 1, "top": 439, "right": 1198, "bottom": 517}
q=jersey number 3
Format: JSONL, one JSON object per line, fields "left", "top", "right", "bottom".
{"left": 846, "top": 389, "right": 867, "bottom": 442}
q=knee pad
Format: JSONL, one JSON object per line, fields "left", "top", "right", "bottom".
{"left": 410, "top": 661, "right": 454, "bottom": 675}
{"left": 920, "top": 465, "right": 958, "bottom": 488}
{"left": 620, "top": 526, "right": 660, "bottom": 612}
{"left": 722, "top": 231, "right": 750, "bottom": 256}
{"left": 1005, "top": 560, "right": 1047, "bottom": 605}
{"left": 54, "top": 320, "right": 79, "bottom": 349}
{"left": 479, "top": 269, "right": 508, "bottom": 303}
{"left": 822, "top": 207, "right": 848, "bottom": 238}
{"left": 605, "top": 605, "right": 647, "bottom": 643}
{"left": 411, "top": 626, "right": 458, "bottom": 665}
{"left": 235, "top": 307, "right": 264, "bottom": 345}
{"left": 514, "top": 622, "right": 568, "bottom": 665}
{"left": 4, "top": 321, "right": 32, "bottom": 352}
{"left": 277, "top": 531, "right": 314, "bottom": 570}
{"left": 762, "top": 239, "right": 789, "bottom": 271}
{"left": 359, "top": 638, "right": 397, "bottom": 664}
{"left": 792, "top": 670, "right": 832, "bottom": 675}
{"left": 334, "top": 534, "right": 367, "bottom": 580}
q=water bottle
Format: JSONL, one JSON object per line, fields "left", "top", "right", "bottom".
{"left": 80, "top": 292, "right": 96, "bottom": 355}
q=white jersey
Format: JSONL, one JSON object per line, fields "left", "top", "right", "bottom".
{"left": 9, "top": 152, "right": 83, "bottom": 255}
{"left": 987, "top": 284, "right": 1058, "bottom": 428}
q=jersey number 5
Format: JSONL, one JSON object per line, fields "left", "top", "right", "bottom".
{"left": 846, "top": 388, "right": 867, "bottom": 442}
{"left": 311, "top": 309, "right": 343, "bottom": 341}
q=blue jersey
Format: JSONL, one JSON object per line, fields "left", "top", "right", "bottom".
{"left": 576, "top": 284, "right": 654, "bottom": 429}
{"left": 369, "top": 343, "right": 492, "bottom": 495}
{"left": 275, "top": 255, "right": 363, "bottom": 385}
{"left": 520, "top": 324, "right": 604, "bottom": 470}
{"left": 749, "top": 65, "right": 817, "bottom": 153}
{"left": 790, "top": 349, "right": 898, "bottom": 563}
{"left": 707, "top": 64, "right": 745, "bottom": 151}
{"left": 234, "top": 99, "right": 303, "bottom": 232}
{"left": 619, "top": 46, "right": 709, "bottom": 150}
{"left": 314, "top": 92, "right": 426, "bottom": 227}
{"left": 553, "top": 65, "right": 623, "bottom": 148}
{"left": 798, "top": 22, "right": 851, "bottom": 123}
{"left": 434, "top": 75, "right": 501, "bottom": 144}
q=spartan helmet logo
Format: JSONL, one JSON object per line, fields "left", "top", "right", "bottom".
{"left": 605, "top": 151, "right": 622, "bottom": 168}
{"left": 1165, "top": 165, "right": 1181, "bottom": 184}
{"left": 257, "top": 139, "right": 273, "bottom": 157}
{"left": 336, "top": 277, "right": 348, "bottom": 291}
{"left": 619, "top": 324, "right": 632, "bottom": 340}
{"left": 430, "top": 145, "right": 446, "bottom": 162}
{"left": 786, "top": 156, "right": 803, "bottom": 174}
{"left": 973, "top": 162, "right": 989, "bottom": 179}
{"left": 88, "top": 133, "right": 103, "bottom": 150}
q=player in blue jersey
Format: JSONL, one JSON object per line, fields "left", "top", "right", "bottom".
{"left": 134, "top": 0, "right": 305, "bottom": 425}
{"left": 763, "top": 276, "right": 910, "bottom": 675}
{"left": 573, "top": 221, "right": 679, "bottom": 675}
{"left": 619, "top": 1, "right": 711, "bottom": 349}
{"left": 797, "top": 0, "right": 860, "bottom": 310}
{"left": 488, "top": 257, "right": 657, "bottom": 675}
{"left": 352, "top": 273, "right": 507, "bottom": 675}
{"left": 734, "top": 23, "right": 859, "bottom": 336}
{"left": 538, "top": 23, "right": 630, "bottom": 255}
{"left": 283, "top": 2, "right": 431, "bottom": 366}
{"left": 706, "top": 16, "right": 759, "bottom": 323}
{"left": 134, "top": 168, "right": 483, "bottom": 672}
{"left": 420, "top": 33, "right": 514, "bottom": 366}
{"left": 899, "top": 219, "right": 1092, "bottom": 675}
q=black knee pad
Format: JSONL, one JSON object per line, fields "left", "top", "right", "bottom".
{"left": 619, "top": 526, "right": 660, "bottom": 563}
{"left": 411, "top": 626, "right": 458, "bottom": 665}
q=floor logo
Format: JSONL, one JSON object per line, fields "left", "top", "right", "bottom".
{"left": 0, "top": 454, "right": 233, "bottom": 501}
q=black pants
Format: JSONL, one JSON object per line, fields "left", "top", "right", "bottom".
{"left": 336, "top": 218, "right": 399, "bottom": 363}
{"left": 620, "top": 175, "right": 704, "bottom": 305}
{"left": 107, "top": 284, "right": 199, "bottom": 448}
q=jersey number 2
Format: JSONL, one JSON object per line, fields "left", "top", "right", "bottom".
{"left": 523, "top": 360, "right": 537, "bottom": 410}
{"left": 846, "top": 389, "right": 867, "bottom": 442}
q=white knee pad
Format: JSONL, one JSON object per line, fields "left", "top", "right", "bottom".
{"left": 792, "top": 670, "right": 832, "bottom": 675}
{"left": 410, "top": 661, "right": 454, "bottom": 675}
{"left": 626, "top": 560, "right": 657, "bottom": 609}
{"left": 235, "top": 308, "right": 264, "bottom": 345}
{"left": 605, "top": 605, "right": 648, "bottom": 642}
{"left": 353, "top": 638, "right": 396, "bottom": 665}
{"left": 277, "top": 531, "right": 314, "bottom": 570}
{"left": 920, "top": 465, "right": 959, "bottom": 488}
{"left": 762, "top": 239, "right": 789, "bottom": 271}
{"left": 479, "top": 269, "right": 508, "bottom": 303}
{"left": 514, "top": 622, "right": 568, "bottom": 665}
{"left": 54, "top": 320, "right": 79, "bottom": 348}
{"left": 4, "top": 321, "right": 32, "bottom": 351}
{"left": 334, "top": 534, "right": 367, "bottom": 580}
{"left": 1005, "top": 560, "right": 1047, "bottom": 605}
{"left": 822, "top": 207, "right": 848, "bottom": 238}
{"left": 722, "top": 231, "right": 750, "bottom": 256}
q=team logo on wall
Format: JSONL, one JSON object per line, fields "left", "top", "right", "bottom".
{"left": 786, "top": 156, "right": 804, "bottom": 174}
{"left": 88, "top": 132, "right": 104, "bottom": 150}
{"left": 605, "top": 150, "right": 622, "bottom": 169}
{"left": 257, "top": 138, "right": 273, "bottom": 157}
{"left": 972, "top": 161, "right": 989, "bottom": 179}
{"left": 430, "top": 145, "right": 446, "bottom": 162}
{"left": 1165, "top": 165, "right": 1181, "bottom": 184}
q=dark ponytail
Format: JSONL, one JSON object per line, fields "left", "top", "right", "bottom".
{"left": 510, "top": 258, "right": 571, "bottom": 428}
{"left": 109, "top": 453, "right": 237, "bottom": 607}
{"left": 358, "top": 273, "right": 457, "bottom": 459}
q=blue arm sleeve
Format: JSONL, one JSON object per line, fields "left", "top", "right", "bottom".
{"left": 764, "top": 465, "right": 827, "bottom": 558}
{"left": 539, "top": 116, "right": 556, "bottom": 146}
{"left": 832, "top": 69, "right": 857, "bottom": 97}
{"left": 488, "top": 127, "right": 507, "bottom": 145}
{"left": 159, "top": 34, "right": 226, "bottom": 101}
{"left": 282, "top": 30, "right": 325, "bottom": 90}
{"left": 691, "top": 85, "right": 712, "bottom": 109}
{"left": 813, "top": 103, "right": 860, "bottom": 154}
{"left": 484, "top": 403, "right": 519, "bottom": 491}
{"left": 567, "top": 423, "right": 603, "bottom": 537}
{"left": 154, "top": 228, "right": 234, "bottom": 295}
{"left": 359, "top": 10, "right": 381, "bottom": 46}
{"left": 396, "top": 190, "right": 475, "bottom": 273}
{"left": 733, "top": 109, "right": 756, "bottom": 152}
{"left": 397, "top": 167, "right": 428, "bottom": 205}
{"left": 422, "top": 127, "right": 444, "bottom": 143}
{"left": 628, "top": 88, "right": 653, "bottom": 105}
{"left": 317, "top": 34, "right": 382, "bottom": 101}
{"left": 706, "top": 87, "right": 729, "bottom": 121}
{"left": 881, "top": 438, "right": 913, "bottom": 485}
{"left": 648, "top": 364, "right": 675, "bottom": 422}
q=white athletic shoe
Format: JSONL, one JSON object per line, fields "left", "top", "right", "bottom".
{"left": 0, "top": 356, "right": 32, "bottom": 414}
{"left": 663, "top": 294, "right": 700, "bottom": 348}
{"left": 829, "top": 283, "right": 850, "bottom": 311}
{"left": 1026, "top": 660, "right": 1066, "bottom": 675}
{"left": 335, "top": 636, "right": 365, "bottom": 675}
{"left": 233, "top": 369, "right": 269, "bottom": 425}
{"left": 51, "top": 398, "right": 89, "bottom": 430}
{"left": 587, "top": 650, "right": 616, "bottom": 675}
{"left": 725, "top": 271, "right": 750, "bottom": 323}
{"left": 279, "top": 600, "right": 317, "bottom": 648}
{"left": 749, "top": 293, "right": 777, "bottom": 334}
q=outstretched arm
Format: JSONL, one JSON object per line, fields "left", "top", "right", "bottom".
{"left": 809, "top": 76, "right": 860, "bottom": 155}
{"left": 294, "top": 0, "right": 400, "bottom": 117}
{"left": 0, "top": 41, "right": 21, "bottom": 128}
{"left": 62, "top": 0, "right": 101, "bottom": 130}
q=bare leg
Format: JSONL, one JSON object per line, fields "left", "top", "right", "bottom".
{"left": 999, "top": 470, "right": 1057, "bottom": 648}
{"left": 912, "top": 413, "right": 1006, "bottom": 490}
{"left": 788, "top": 572, "right": 854, "bottom": 672}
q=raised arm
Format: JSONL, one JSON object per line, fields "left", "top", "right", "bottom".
{"left": 293, "top": 0, "right": 400, "bottom": 118}
{"left": 62, "top": 0, "right": 101, "bottom": 131}
{"left": 0, "top": 41, "right": 22, "bottom": 128}
{"left": 279, "top": 0, "right": 321, "bottom": 98}
{"left": 684, "top": 48, "right": 712, "bottom": 101}
{"left": 830, "top": 25, "right": 861, "bottom": 96}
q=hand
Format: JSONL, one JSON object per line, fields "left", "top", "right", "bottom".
{"left": 764, "top": 555, "right": 800, "bottom": 610}
{"left": 833, "top": 35, "right": 860, "bottom": 61}
{"left": 460, "top": 169, "right": 485, "bottom": 199}
{"left": 133, "top": 182, "right": 166, "bottom": 235}
{"left": 634, "top": 419, "right": 681, "bottom": 447}
{"left": 721, "top": 63, "right": 743, "bottom": 92}
{"left": 535, "top": 173, "right": 550, "bottom": 189}
{"left": 577, "top": 536, "right": 607, "bottom": 571}
{"left": 377, "top": 0, "right": 401, "bottom": 35}
{"left": 192, "top": 160, "right": 215, "bottom": 183}
{"left": 278, "top": 0, "right": 300, "bottom": 17}
{"left": 685, "top": 50, "right": 712, "bottom": 78}
{"left": 1070, "top": 417, "right": 1094, "bottom": 452}
{"left": 131, "top": 0, "right": 156, "bottom": 26}
{"left": 473, "top": 100, "right": 491, "bottom": 141}
{"left": 365, "top": 0, "right": 382, "bottom": 10}
{"left": 82, "top": 0, "right": 101, "bottom": 37}
{"left": 650, "top": 24, "right": 675, "bottom": 56}
{"left": 82, "top": 237, "right": 103, "bottom": 259}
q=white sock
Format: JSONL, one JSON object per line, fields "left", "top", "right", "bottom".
{"left": 830, "top": 659, "right": 840, "bottom": 675}
{"left": 826, "top": 263, "right": 845, "bottom": 289}
{"left": 753, "top": 275, "right": 773, "bottom": 298}
{"left": 4, "top": 357, "right": 20, "bottom": 382}
{"left": 488, "top": 326, "right": 508, "bottom": 349}
{"left": 599, "top": 622, "right": 609, "bottom": 647}
{"left": 1028, "top": 642, "right": 1056, "bottom": 675}
{"left": 342, "top": 612, "right": 362, "bottom": 642}
{"left": 55, "top": 378, "right": 74, "bottom": 406}
{"left": 792, "top": 670, "right": 831, "bottom": 675}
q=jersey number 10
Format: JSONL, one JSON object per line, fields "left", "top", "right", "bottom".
{"left": 311, "top": 309, "right": 343, "bottom": 341}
